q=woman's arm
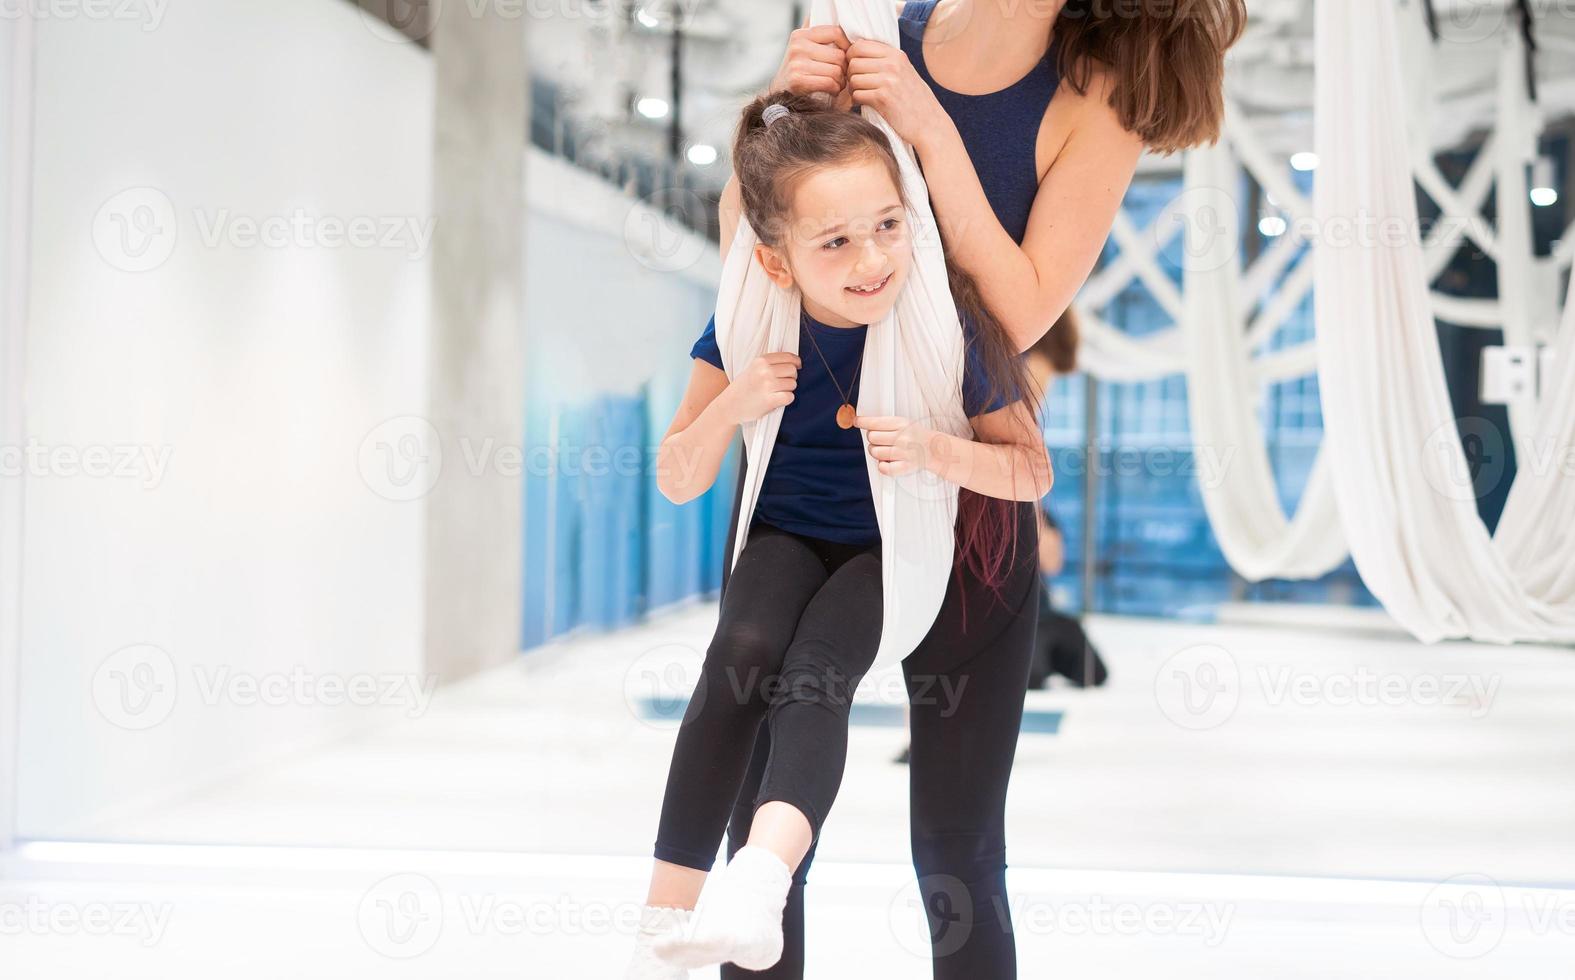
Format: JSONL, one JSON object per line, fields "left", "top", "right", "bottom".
{"left": 847, "top": 44, "right": 1145, "bottom": 352}
{"left": 857, "top": 400, "right": 1052, "bottom": 502}
{"left": 914, "top": 79, "right": 1143, "bottom": 352}
{"left": 717, "top": 23, "right": 850, "bottom": 262}
{"left": 1037, "top": 505, "right": 1065, "bottom": 575}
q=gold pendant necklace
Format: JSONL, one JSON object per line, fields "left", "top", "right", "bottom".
{"left": 800, "top": 310, "right": 863, "bottom": 429}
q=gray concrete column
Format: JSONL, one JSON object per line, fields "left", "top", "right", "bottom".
{"left": 425, "top": 6, "right": 528, "bottom": 682}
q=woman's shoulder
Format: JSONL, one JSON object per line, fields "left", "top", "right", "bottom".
{"left": 1053, "top": 48, "right": 1118, "bottom": 111}
{"left": 1049, "top": 56, "right": 1144, "bottom": 159}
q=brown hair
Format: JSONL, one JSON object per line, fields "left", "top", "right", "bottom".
{"left": 733, "top": 90, "right": 1041, "bottom": 605}
{"left": 1029, "top": 304, "right": 1080, "bottom": 376}
{"left": 1053, "top": 0, "right": 1248, "bottom": 155}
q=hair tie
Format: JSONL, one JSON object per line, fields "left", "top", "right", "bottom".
{"left": 762, "top": 103, "right": 791, "bottom": 128}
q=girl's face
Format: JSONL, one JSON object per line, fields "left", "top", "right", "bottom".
{"left": 752, "top": 155, "right": 912, "bottom": 329}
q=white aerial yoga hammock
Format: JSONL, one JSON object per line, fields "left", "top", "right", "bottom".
{"left": 1178, "top": 142, "right": 1348, "bottom": 582}
{"left": 1065, "top": 105, "right": 1349, "bottom": 583}
{"left": 1314, "top": 0, "right": 1575, "bottom": 644}
{"left": 712, "top": 0, "right": 972, "bottom": 669}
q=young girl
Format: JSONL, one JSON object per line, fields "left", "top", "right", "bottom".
{"left": 627, "top": 90, "right": 1051, "bottom": 978}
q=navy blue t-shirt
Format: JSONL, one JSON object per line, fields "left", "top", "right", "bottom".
{"left": 690, "top": 308, "right": 1012, "bottom": 546}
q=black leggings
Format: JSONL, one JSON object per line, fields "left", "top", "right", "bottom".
{"left": 653, "top": 519, "right": 884, "bottom": 871}
{"left": 718, "top": 472, "right": 1039, "bottom": 980}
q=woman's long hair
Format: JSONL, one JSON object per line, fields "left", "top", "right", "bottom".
{"left": 1053, "top": 0, "right": 1248, "bottom": 155}
{"left": 732, "top": 90, "right": 1041, "bottom": 608}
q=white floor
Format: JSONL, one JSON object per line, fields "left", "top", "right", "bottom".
{"left": 3, "top": 844, "right": 1574, "bottom": 977}
{"left": 58, "top": 604, "right": 1575, "bottom": 883}
{"left": 6, "top": 604, "right": 1575, "bottom": 976}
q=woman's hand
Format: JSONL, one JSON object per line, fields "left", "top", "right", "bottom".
{"left": 856, "top": 414, "right": 938, "bottom": 476}
{"left": 727, "top": 352, "right": 801, "bottom": 424}
{"left": 769, "top": 18, "right": 851, "bottom": 99}
{"left": 846, "top": 39, "right": 948, "bottom": 151}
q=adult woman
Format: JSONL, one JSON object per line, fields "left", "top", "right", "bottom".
{"left": 714, "top": 2, "right": 1246, "bottom": 976}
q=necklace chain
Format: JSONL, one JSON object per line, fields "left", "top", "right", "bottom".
{"left": 800, "top": 310, "right": 862, "bottom": 410}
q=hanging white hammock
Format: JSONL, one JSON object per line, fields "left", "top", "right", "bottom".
{"left": 1072, "top": 112, "right": 1349, "bottom": 583}
{"left": 712, "top": 0, "right": 972, "bottom": 669}
{"left": 1313, "top": 0, "right": 1575, "bottom": 644}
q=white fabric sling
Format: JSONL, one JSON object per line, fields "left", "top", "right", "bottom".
{"left": 1313, "top": 0, "right": 1575, "bottom": 643}
{"left": 712, "top": 0, "right": 972, "bottom": 670}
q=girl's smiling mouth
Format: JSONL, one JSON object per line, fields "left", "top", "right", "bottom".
{"left": 845, "top": 272, "right": 892, "bottom": 297}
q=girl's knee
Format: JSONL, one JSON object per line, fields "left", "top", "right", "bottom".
{"left": 704, "top": 621, "right": 786, "bottom": 704}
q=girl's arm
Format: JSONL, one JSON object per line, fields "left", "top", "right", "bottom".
{"left": 658, "top": 352, "right": 802, "bottom": 504}
{"left": 857, "top": 400, "right": 1052, "bottom": 502}
{"left": 847, "top": 44, "right": 1145, "bottom": 352}
{"left": 657, "top": 361, "right": 738, "bottom": 505}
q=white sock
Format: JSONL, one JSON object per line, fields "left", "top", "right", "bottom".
{"left": 653, "top": 846, "right": 792, "bottom": 971}
{"left": 625, "top": 905, "right": 693, "bottom": 980}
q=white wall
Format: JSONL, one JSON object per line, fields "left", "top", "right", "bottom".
{"left": 16, "top": 0, "right": 434, "bottom": 837}
{"left": 0, "top": 12, "right": 26, "bottom": 851}
{"left": 12, "top": 0, "right": 725, "bottom": 843}
{"left": 522, "top": 148, "right": 722, "bottom": 400}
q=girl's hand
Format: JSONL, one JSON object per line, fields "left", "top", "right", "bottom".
{"left": 770, "top": 15, "right": 851, "bottom": 99}
{"left": 855, "top": 414, "right": 938, "bottom": 476}
{"left": 727, "top": 352, "right": 801, "bottom": 423}
{"left": 845, "top": 39, "right": 947, "bottom": 150}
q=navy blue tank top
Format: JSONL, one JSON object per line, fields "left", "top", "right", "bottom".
{"left": 898, "top": 0, "right": 1061, "bottom": 244}
{"left": 691, "top": 308, "right": 1008, "bottom": 546}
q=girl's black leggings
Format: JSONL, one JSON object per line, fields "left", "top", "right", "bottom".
{"left": 652, "top": 519, "right": 884, "bottom": 871}
{"left": 715, "top": 472, "right": 1040, "bottom": 980}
